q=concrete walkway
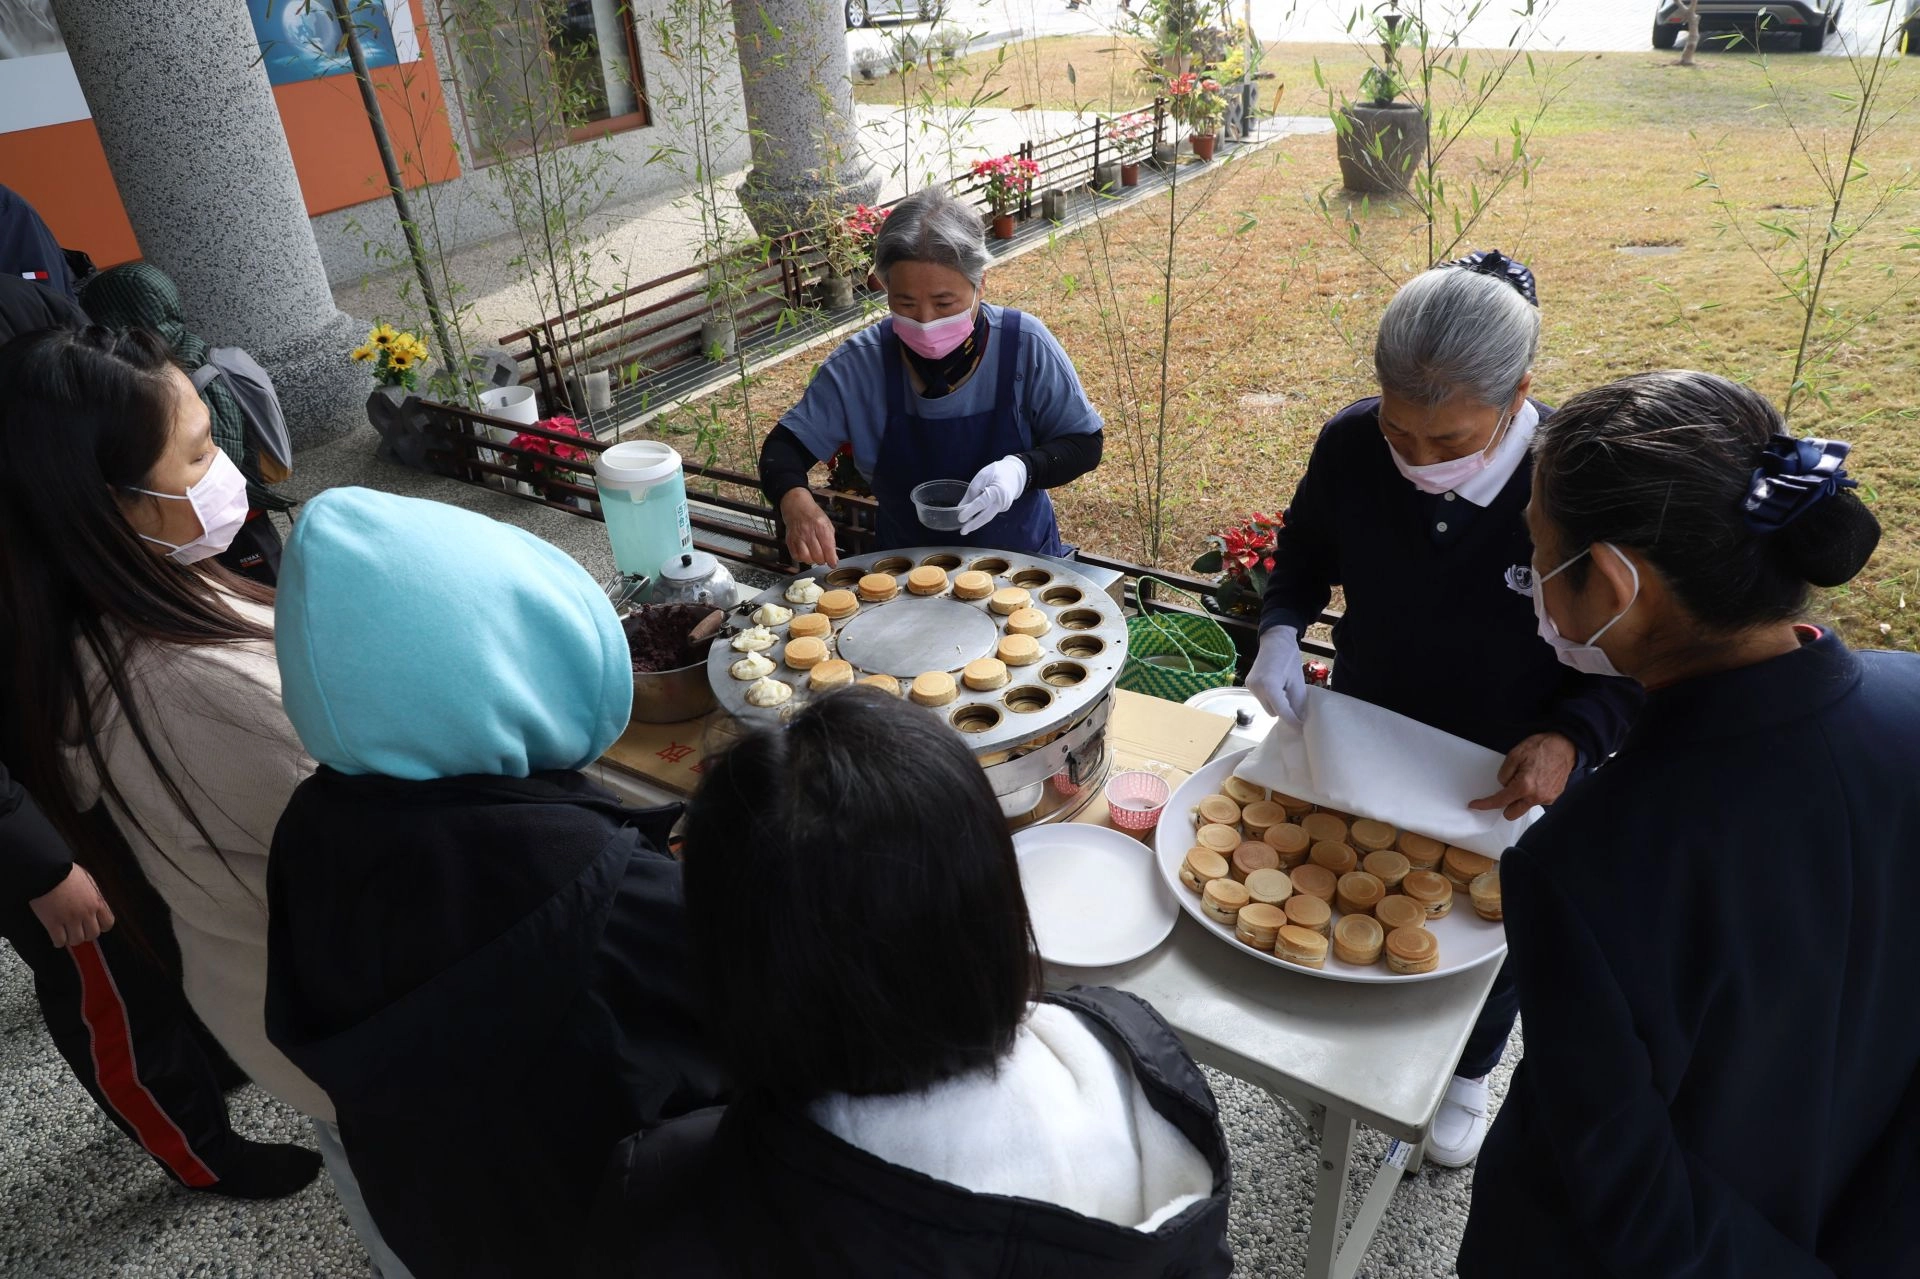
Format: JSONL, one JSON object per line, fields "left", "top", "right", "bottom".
{"left": 0, "top": 935, "right": 1518, "bottom": 1275}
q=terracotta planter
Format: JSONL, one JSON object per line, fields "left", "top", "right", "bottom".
{"left": 991, "top": 212, "right": 1016, "bottom": 240}
{"left": 1336, "top": 101, "right": 1426, "bottom": 195}
{"left": 1191, "top": 133, "right": 1217, "bottom": 162}
{"left": 1121, "top": 160, "right": 1140, "bottom": 186}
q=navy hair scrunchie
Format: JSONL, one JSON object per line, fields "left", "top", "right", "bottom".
{"left": 1743, "top": 435, "right": 1857, "bottom": 533}
{"left": 1448, "top": 248, "right": 1538, "bottom": 307}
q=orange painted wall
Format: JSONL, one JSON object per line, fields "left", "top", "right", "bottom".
{"left": 0, "top": 0, "right": 458, "bottom": 266}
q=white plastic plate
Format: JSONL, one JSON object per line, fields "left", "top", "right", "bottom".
{"left": 1156, "top": 749, "right": 1507, "bottom": 984}
{"left": 1016, "top": 823, "right": 1179, "bottom": 967}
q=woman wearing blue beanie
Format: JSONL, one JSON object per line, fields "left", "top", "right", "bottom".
{"left": 265, "top": 485, "right": 725, "bottom": 1279}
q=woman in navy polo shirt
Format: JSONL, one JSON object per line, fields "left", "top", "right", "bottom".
{"left": 758, "top": 187, "right": 1103, "bottom": 564}
{"left": 1247, "top": 253, "right": 1642, "bottom": 1167}
{"left": 1460, "top": 371, "right": 1911, "bottom": 1277}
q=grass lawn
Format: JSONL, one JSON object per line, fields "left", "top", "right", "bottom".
{"left": 676, "top": 36, "right": 1920, "bottom": 650}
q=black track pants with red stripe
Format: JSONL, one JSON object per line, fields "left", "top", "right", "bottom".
{"left": 3, "top": 903, "right": 243, "bottom": 1189}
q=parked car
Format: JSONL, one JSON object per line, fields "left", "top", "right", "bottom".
{"left": 1653, "top": 1, "right": 1842, "bottom": 51}
{"left": 1905, "top": 0, "right": 1920, "bottom": 54}
{"left": 846, "top": 0, "right": 942, "bottom": 27}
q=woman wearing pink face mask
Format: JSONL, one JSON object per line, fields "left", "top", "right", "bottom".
{"left": 0, "top": 327, "right": 350, "bottom": 1141}
{"left": 759, "top": 187, "right": 1103, "bottom": 563}
{"left": 1245, "top": 252, "right": 1644, "bottom": 1170}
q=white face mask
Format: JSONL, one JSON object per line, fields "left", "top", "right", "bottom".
{"left": 1531, "top": 543, "right": 1640, "bottom": 678}
{"left": 1387, "top": 405, "right": 1514, "bottom": 495}
{"left": 129, "top": 449, "right": 249, "bottom": 564}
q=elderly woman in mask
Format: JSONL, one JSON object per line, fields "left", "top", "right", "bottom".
{"left": 758, "top": 186, "right": 1104, "bottom": 564}
{"left": 1247, "top": 252, "right": 1642, "bottom": 1168}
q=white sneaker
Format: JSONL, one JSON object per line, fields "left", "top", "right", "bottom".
{"left": 1425, "top": 1074, "right": 1491, "bottom": 1168}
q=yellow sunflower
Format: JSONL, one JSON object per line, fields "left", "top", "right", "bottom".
{"left": 350, "top": 345, "right": 374, "bottom": 362}
{"left": 370, "top": 323, "right": 398, "bottom": 348}
{"left": 388, "top": 351, "right": 415, "bottom": 371}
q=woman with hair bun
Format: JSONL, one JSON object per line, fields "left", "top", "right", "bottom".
{"left": 1459, "top": 370, "right": 1916, "bottom": 1278}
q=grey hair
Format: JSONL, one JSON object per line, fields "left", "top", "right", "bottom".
{"left": 872, "top": 187, "right": 991, "bottom": 288}
{"left": 1374, "top": 266, "right": 1541, "bottom": 408}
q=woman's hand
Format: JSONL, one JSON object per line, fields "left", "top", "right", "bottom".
{"left": 29, "top": 864, "right": 115, "bottom": 948}
{"left": 1470, "top": 732, "right": 1578, "bottom": 820}
{"left": 779, "top": 489, "right": 839, "bottom": 568}
{"left": 1246, "top": 626, "right": 1307, "bottom": 724}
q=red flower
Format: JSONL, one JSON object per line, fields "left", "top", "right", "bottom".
{"left": 1264, "top": 555, "right": 1276, "bottom": 571}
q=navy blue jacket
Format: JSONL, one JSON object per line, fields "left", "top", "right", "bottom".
{"left": 1460, "top": 631, "right": 1920, "bottom": 1278}
{"left": 1260, "top": 397, "right": 1639, "bottom": 762}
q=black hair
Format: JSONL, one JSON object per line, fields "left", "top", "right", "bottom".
{"left": 1533, "top": 370, "right": 1881, "bottom": 631}
{"left": 0, "top": 326, "right": 273, "bottom": 914}
{"left": 682, "top": 686, "right": 1040, "bottom": 1102}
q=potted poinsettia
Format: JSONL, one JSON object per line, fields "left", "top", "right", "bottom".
{"left": 1105, "top": 113, "right": 1151, "bottom": 187}
{"left": 971, "top": 154, "right": 1040, "bottom": 239}
{"left": 1190, "top": 511, "right": 1284, "bottom": 618}
{"left": 508, "top": 415, "right": 593, "bottom": 507}
{"left": 819, "top": 202, "right": 890, "bottom": 310}
{"left": 1168, "top": 73, "right": 1228, "bottom": 161}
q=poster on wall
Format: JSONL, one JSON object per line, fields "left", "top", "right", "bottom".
{"left": 0, "top": 0, "right": 423, "bottom": 137}
{"left": 0, "top": 0, "right": 89, "bottom": 134}
{"left": 248, "top": 0, "right": 422, "bottom": 87}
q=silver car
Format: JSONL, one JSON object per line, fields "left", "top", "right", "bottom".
{"left": 1653, "top": 1, "right": 1842, "bottom": 51}
{"left": 845, "top": 0, "right": 943, "bottom": 27}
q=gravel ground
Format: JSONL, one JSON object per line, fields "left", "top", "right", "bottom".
{"left": 1, "top": 934, "right": 1517, "bottom": 1277}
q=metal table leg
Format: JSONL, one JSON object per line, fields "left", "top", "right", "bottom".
{"left": 1305, "top": 1103, "right": 1354, "bottom": 1279}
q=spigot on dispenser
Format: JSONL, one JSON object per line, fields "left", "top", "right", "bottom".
{"left": 603, "top": 571, "right": 653, "bottom": 613}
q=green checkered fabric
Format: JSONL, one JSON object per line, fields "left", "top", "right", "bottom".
{"left": 1118, "top": 578, "right": 1238, "bottom": 703}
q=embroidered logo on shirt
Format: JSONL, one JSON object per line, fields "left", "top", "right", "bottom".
{"left": 1505, "top": 565, "right": 1535, "bottom": 595}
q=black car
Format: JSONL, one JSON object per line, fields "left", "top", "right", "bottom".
{"left": 1905, "top": 0, "right": 1920, "bottom": 53}
{"left": 1653, "top": 1, "right": 1842, "bottom": 51}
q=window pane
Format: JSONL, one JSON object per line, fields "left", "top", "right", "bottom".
{"left": 550, "top": 0, "right": 638, "bottom": 123}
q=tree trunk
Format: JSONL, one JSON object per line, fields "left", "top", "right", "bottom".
{"left": 1680, "top": 0, "right": 1703, "bottom": 65}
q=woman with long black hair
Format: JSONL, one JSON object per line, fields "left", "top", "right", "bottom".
{"left": 0, "top": 328, "right": 384, "bottom": 1216}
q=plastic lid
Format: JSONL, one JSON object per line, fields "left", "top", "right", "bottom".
{"left": 594, "top": 440, "right": 682, "bottom": 484}
{"left": 1185, "top": 686, "right": 1276, "bottom": 738}
{"left": 661, "top": 551, "right": 717, "bottom": 581}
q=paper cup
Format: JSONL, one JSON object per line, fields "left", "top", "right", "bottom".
{"left": 1105, "top": 770, "right": 1171, "bottom": 832}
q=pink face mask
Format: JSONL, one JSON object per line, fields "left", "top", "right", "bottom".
{"left": 129, "top": 448, "right": 249, "bottom": 564}
{"left": 893, "top": 305, "right": 977, "bottom": 359}
{"left": 1387, "top": 406, "right": 1513, "bottom": 495}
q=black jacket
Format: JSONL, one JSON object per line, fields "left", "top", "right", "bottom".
{"left": 264, "top": 769, "right": 726, "bottom": 1279}
{"left": 1260, "top": 397, "right": 1640, "bottom": 764}
{"left": 0, "top": 274, "right": 86, "bottom": 344}
{"left": 1459, "top": 632, "right": 1920, "bottom": 1278}
{"left": 583, "top": 985, "right": 1233, "bottom": 1278}
{"left": 0, "top": 760, "right": 72, "bottom": 904}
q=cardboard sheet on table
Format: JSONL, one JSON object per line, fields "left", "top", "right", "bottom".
{"left": 1230, "top": 687, "right": 1538, "bottom": 858}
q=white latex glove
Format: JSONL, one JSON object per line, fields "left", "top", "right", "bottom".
{"left": 1246, "top": 625, "right": 1308, "bottom": 725}
{"left": 957, "top": 456, "right": 1029, "bottom": 535}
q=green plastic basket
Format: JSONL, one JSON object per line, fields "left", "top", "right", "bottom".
{"left": 1119, "top": 577, "right": 1238, "bottom": 703}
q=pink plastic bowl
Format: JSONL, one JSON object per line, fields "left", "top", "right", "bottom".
{"left": 1105, "top": 770, "right": 1171, "bottom": 832}
{"left": 1051, "top": 769, "right": 1083, "bottom": 797}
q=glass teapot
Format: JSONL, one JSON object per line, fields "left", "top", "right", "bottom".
{"left": 651, "top": 551, "right": 739, "bottom": 610}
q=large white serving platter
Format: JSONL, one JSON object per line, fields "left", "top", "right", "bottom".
{"left": 1016, "top": 823, "right": 1179, "bottom": 967}
{"left": 1156, "top": 749, "right": 1507, "bottom": 985}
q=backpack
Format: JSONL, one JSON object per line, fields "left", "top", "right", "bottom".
{"left": 192, "top": 347, "right": 295, "bottom": 485}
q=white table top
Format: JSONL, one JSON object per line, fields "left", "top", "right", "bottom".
{"left": 1051, "top": 915, "right": 1501, "bottom": 1140}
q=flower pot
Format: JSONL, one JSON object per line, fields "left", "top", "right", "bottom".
{"left": 823, "top": 272, "right": 857, "bottom": 310}
{"left": 565, "top": 369, "right": 613, "bottom": 415}
{"left": 991, "top": 213, "right": 1016, "bottom": 240}
{"left": 1191, "top": 133, "right": 1217, "bottom": 162}
{"left": 1222, "top": 95, "right": 1246, "bottom": 142}
{"left": 1121, "top": 160, "right": 1140, "bottom": 186}
{"left": 1336, "top": 101, "right": 1426, "bottom": 196}
{"left": 1151, "top": 140, "right": 1178, "bottom": 169}
{"left": 367, "top": 386, "right": 432, "bottom": 469}
{"left": 1093, "top": 161, "right": 1121, "bottom": 193}
{"left": 1041, "top": 189, "right": 1068, "bottom": 223}
{"left": 700, "top": 317, "right": 737, "bottom": 361}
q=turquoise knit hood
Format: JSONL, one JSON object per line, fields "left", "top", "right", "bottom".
{"left": 275, "top": 488, "right": 632, "bottom": 780}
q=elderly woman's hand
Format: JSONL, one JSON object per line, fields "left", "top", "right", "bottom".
{"left": 1470, "top": 732, "right": 1577, "bottom": 820}
{"left": 958, "top": 456, "right": 1028, "bottom": 535}
{"left": 780, "top": 489, "right": 839, "bottom": 568}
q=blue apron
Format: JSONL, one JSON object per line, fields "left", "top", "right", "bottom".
{"left": 872, "top": 309, "right": 1067, "bottom": 556}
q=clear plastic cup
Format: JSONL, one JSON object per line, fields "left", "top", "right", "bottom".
{"left": 911, "top": 479, "right": 970, "bottom": 531}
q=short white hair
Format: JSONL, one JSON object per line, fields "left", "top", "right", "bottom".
{"left": 1374, "top": 266, "right": 1540, "bottom": 408}
{"left": 872, "top": 187, "right": 990, "bottom": 288}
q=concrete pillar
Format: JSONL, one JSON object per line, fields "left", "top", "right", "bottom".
{"left": 50, "top": 0, "right": 365, "bottom": 447}
{"left": 730, "top": 0, "right": 877, "bottom": 236}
